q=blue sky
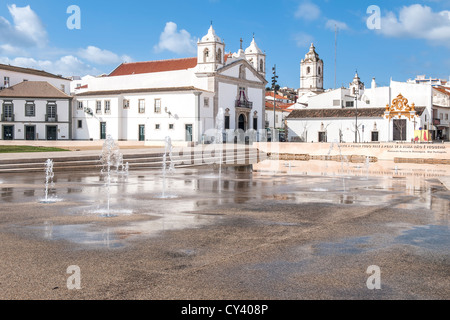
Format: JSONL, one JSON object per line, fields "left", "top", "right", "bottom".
{"left": 0, "top": 0, "right": 449, "bottom": 90}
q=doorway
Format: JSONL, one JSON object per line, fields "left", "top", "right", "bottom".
{"left": 100, "top": 122, "right": 106, "bottom": 140}
{"left": 139, "top": 125, "right": 145, "bottom": 141}
{"left": 2, "top": 125, "right": 13, "bottom": 140}
{"left": 46, "top": 126, "right": 57, "bottom": 140}
{"left": 185, "top": 124, "right": 193, "bottom": 142}
{"left": 393, "top": 119, "right": 407, "bottom": 141}
{"left": 25, "top": 126, "right": 35, "bottom": 140}
{"left": 238, "top": 114, "right": 246, "bottom": 131}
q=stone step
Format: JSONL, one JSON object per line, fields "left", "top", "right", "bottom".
{"left": 0, "top": 148, "right": 268, "bottom": 173}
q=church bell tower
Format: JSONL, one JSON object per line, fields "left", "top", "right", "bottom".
{"left": 196, "top": 24, "right": 225, "bottom": 75}
{"left": 299, "top": 43, "right": 324, "bottom": 94}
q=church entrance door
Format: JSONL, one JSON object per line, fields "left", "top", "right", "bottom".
{"left": 238, "top": 114, "right": 246, "bottom": 131}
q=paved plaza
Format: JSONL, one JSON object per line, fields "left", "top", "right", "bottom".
{"left": 0, "top": 143, "right": 448, "bottom": 300}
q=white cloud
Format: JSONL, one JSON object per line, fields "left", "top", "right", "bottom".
{"left": 294, "top": 1, "right": 321, "bottom": 21}
{"left": 0, "top": 55, "right": 101, "bottom": 77}
{"left": 78, "top": 46, "right": 133, "bottom": 65}
{"left": 378, "top": 4, "right": 450, "bottom": 44}
{"left": 0, "top": 44, "right": 27, "bottom": 56}
{"left": 325, "top": 19, "right": 349, "bottom": 31}
{"left": 0, "top": 4, "right": 133, "bottom": 77}
{"left": 0, "top": 5, "right": 47, "bottom": 47}
{"left": 153, "top": 22, "right": 196, "bottom": 55}
{"left": 293, "top": 32, "right": 315, "bottom": 48}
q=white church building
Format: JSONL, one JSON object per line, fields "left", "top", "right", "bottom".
{"left": 72, "top": 25, "right": 267, "bottom": 145}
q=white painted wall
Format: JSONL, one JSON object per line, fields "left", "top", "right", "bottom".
{"left": 1, "top": 98, "right": 71, "bottom": 140}
{"left": 0, "top": 69, "right": 71, "bottom": 95}
{"left": 288, "top": 117, "right": 388, "bottom": 143}
{"left": 73, "top": 91, "right": 217, "bottom": 142}
{"left": 287, "top": 115, "right": 423, "bottom": 143}
{"left": 265, "top": 108, "right": 289, "bottom": 130}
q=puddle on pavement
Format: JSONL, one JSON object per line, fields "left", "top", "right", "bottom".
{"left": 25, "top": 211, "right": 219, "bottom": 249}
{"left": 394, "top": 224, "right": 450, "bottom": 252}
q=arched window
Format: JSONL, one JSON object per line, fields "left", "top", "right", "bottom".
{"left": 259, "top": 59, "right": 264, "bottom": 72}
{"left": 216, "top": 48, "right": 222, "bottom": 63}
{"left": 307, "top": 66, "right": 311, "bottom": 74}
{"left": 203, "top": 48, "right": 209, "bottom": 62}
{"left": 318, "top": 67, "right": 321, "bottom": 75}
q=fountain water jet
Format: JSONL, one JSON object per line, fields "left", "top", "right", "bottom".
{"left": 99, "top": 135, "right": 124, "bottom": 217}
{"left": 161, "top": 136, "right": 176, "bottom": 199}
{"left": 364, "top": 156, "right": 370, "bottom": 180}
{"left": 40, "top": 159, "right": 57, "bottom": 203}
{"left": 215, "top": 108, "right": 224, "bottom": 192}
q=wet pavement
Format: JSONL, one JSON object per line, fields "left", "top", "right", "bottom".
{"left": 0, "top": 160, "right": 448, "bottom": 299}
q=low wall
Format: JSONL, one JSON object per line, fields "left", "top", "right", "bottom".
{"left": 254, "top": 142, "right": 450, "bottom": 163}
{"left": 0, "top": 140, "right": 151, "bottom": 150}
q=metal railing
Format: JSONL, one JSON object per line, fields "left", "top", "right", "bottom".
{"left": 1, "top": 114, "right": 14, "bottom": 122}
{"left": 45, "top": 114, "right": 58, "bottom": 122}
{"left": 235, "top": 100, "right": 253, "bottom": 108}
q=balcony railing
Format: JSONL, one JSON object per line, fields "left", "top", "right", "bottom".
{"left": 45, "top": 114, "right": 58, "bottom": 122}
{"left": 235, "top": 100, "right": 253, "bottom": 109}
{"left": 1, "top": 114, "right": 14, "bottom": 122}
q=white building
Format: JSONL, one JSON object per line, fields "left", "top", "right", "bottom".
{"left": 0, "top": 64, "right": 72, "bottom": 141}
{"left": 265, "top": 101, "right": 291, "bottom": 141}
{"left": 407, "top": 75, "right": 448, "bottom": 87}
{"left": 73, "top": 26, "right": 267, "bottom": 144}
{"left": 0, "top": 63, "right": 71, "bottom": 95}
{"left": 0, "top": 81, "right": 72, "bottom": 140}
{"left": 433, "top": 86, "right": 450, "bottom": 140}
{"left": 287, "top": 75, "right": 432, "bottom": 143}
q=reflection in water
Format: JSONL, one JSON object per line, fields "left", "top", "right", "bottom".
{"left": 1, "top": 166, "right": 448, "bottom": 216}
{"left": 32, "top": 212, "right": 217, "bottom": 249}
{"left": 24, "top": 190, "right": 35, "bottom": 197}
{"left": 37, "top": 223, "right": 123, "bottom": 248}
{"left": 0, "top": 160, "right": 448, "bottom": 248}
{"left": 395, "top": 225, "right": 450, "bottom": 252}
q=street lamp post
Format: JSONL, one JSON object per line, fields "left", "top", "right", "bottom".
{"left": 354, "top": 88, "right": 359, "bottom": 143}
{"left": 272, "top": 65, "right": 278, "bottom": 142}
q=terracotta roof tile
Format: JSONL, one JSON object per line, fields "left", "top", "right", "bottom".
{"left": 0, "top": 81, "right": 71, "bottom": 99}
{"left": 266, "top": 101, "right": 294, "bottom": 110}
{"left": 265, "top": 101, "right": 293, "bottom": 112}
{"left": 0, "top": 63, "right": 69, "bottom": 80}
{"left": 265, "top": 91, "right": 288, "bottom": 100}
{"left": 434, "top": 86, "right": 450, "bottom": 96}
{"left": 109, "top": 57, "right": 198, "bottom": 76}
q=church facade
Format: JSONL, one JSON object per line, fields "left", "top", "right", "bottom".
{"left": 72, "top": 26, "right": 267, "bottom": 144}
